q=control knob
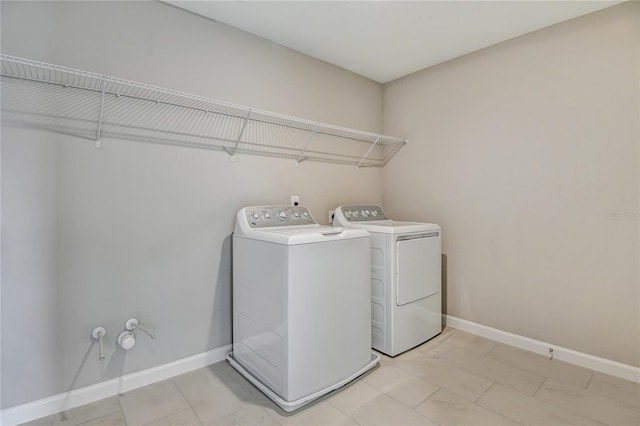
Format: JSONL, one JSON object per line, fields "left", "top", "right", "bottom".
{"left": 363, "top": 209, "right": 370, "bottom": 217}
{"left": 301, "top": 211, "right": 309, "bottom": 219}
{"left": 263, "top": 213, "right": 271, "bottom": 220}
{"left": 251, "top": 213, "right": 260, "bottom": 221}
{"left": 352, "top": 211, "right": 360, "bottom": 217}
{"left": 344, "top": 210, "right": 352, "bottom": 218}
{"left": 278, "top": 211, "right": 287, "bottom": 221}
{"left": 293, "top": 211, "right": 300, "bottom": 218}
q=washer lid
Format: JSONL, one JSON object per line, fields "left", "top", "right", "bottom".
{"left": 235, "top": 225, "right": 370, "bottom": 245}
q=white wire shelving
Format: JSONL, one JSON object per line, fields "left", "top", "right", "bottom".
{"left": 0, "top": 54, "right": 407, "bottom": 167}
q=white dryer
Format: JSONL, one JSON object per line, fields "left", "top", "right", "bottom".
{"left": 334, "top": 205, "right": 442, "bottom": 356}
{"left": 228, "top": 205, "right": 379, "bottom": 412}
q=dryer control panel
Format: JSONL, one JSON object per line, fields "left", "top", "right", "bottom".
{"left": 245, "top": 206, "right": 317, "bottom": 227}
{"left": 339, "top": 205, "right": 388, "bottom": 222}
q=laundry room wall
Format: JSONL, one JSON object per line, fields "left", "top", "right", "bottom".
{"left": 1, "top": 1, "right": 384, "bottom": 408}
{"left": 382, "top": 2, "right": 639, "bottom": 367}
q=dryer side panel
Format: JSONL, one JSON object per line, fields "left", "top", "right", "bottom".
{"left": 370, "top": 232, "right": 389, "bottom": 353}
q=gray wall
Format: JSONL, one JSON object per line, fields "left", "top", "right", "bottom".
{"left": 1, "top": 1, "right": 384, "bottom": 408}
{"left": 382, "top": 2, "right": 639, "bottom": 367}
{"left": 3, "top": 0, "right": 638, "bottom": 412}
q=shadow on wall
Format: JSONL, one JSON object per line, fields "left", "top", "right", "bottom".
{"left": 58, "top": 341, "right": 98, "bottom": 419}
{"left": 442, "top": 254, "right": 448, "bottom": 319}
{"left": 57, "top": 335, "right": 128, "bottom": 419}
{"left": 209, "top": 234, "right": 233, "bottom": 350}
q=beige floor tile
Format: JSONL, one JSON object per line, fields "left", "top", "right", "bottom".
{"left": 173, "top": 365, "right": 253, "bottom": 424}
{"left": 273, "top": 402, "right": 356, "bottom": 426}
{"left": 349, "top": 394, "right": 438, "bottom": 426}
{"left": 119, "top": 380, "right": 189, "bottom": 426}
{"left": 362, "top": 365, "right": 438, "bottom": 408}
{"left": 215, "top": 363, "right": 266, "bottom": 402}
{"left": 488, "top": 344, "right": 593, "bottom": 388}
{"left": 249, "top": 394, "right": 285, "bottom": 416}
{"left": 419, "top": 340, "right": 460, "bottom": 360}
{"left": 535, "top": 379, "right": 640, "bottom": 426}
{"left": 439, "top": 328, "right": 459, "bottom": 340}
{"left": 387, "top": 377, "right": 441, "bottom": 409}
{"left": 415, "top": 389, "right": 517, "bottom": 426}
{"left": 19, "top": 416, "right": 54, "bottom": 426}
{"left": 242, "top": 385, "right": 285, "bottom": 414}
{"left": 443, "top": 347, "right": 545, "bottom": 395}
{"left": 215, "top": 361, "right": 252, "bottom": 387}
{"left": 395, "top": 356, "right": 493, "bottom": 401}
{"left": 327, "top": 380, "right": 382, "bottom": 416}
{"left": 209, "top": 406, "right": 279, "bottom": 426}
{"left": 77, "top": 412, "right": 126, "bottom": 426}
{"left": 586, "top": 372, "right": 640, "bottom": 407}
{"left": 51, "top": 397, "right": 121, "bottom": 426}
{"left": 403, "top": 328, "right": 456, "bottom": 358}
{"left": 217, "top": 362, "right": 294, "bottom": 419}
{"left": 394, "top": 348, "right": 431, "bottom": 361}
{"left": 478, "top": 384, "right": 604, "bottom": 426}
{"left": 145, "top": 408, "right": 202, "bottom": 425}
{"left": 442, "top": 330, "right": 499, "bottom": 355}
{"left": 363, "top": 364, "right": 420, "bottom": 391}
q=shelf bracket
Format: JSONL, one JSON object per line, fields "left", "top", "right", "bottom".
{"left": 95, "top": 79, "right": 107, "bottom": 149}
{"left": 225, "top": 109, "right": 251, "bottom": 161}
{"left": 296, "top": 125, "right": 319, "bottom": 166}
{"left": 356, "top": 136, "right": 380, "bottom": 168}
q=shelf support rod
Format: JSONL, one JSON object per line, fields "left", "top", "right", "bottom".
{"left": 356, "top": 136, "right": 380, "bottom": 168}
{"left": 95, "top": 79, "right": 107, "bottom": 149}
{"left": 296, "top": 125, "right": 319, "bottom": 166}
{"left": 227, "top": 109, "right": 251, "bottom": 161}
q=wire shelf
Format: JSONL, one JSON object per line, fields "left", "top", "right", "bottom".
{"left": 0, "top": 54, "right": 407, "bottom": 167}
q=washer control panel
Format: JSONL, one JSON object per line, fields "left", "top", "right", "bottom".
{"left": 245, "top": 206, "right": 316, "bottom": 227}
{"left": 340, "top": 205, "right": 388, "bottom": 222}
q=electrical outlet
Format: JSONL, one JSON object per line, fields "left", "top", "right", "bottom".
{"left": 328, "top": 210, "right": 335, "bottom": 224}
{"left": 291, "top": 195, "right": 299, "bottom": 206}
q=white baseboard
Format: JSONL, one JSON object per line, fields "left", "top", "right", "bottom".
{"left": 444, "top": 315, "right": 639, "bottom": 383}
{"left": 1, "top": 344, "right": 232, "bottom": 426}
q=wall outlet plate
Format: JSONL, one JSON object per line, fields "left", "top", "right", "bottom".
{"left": 328, "top": 210, "right": 335, "bottom": 224}
{"left": 291, "top": 195, "right": 299, "bottom": 206}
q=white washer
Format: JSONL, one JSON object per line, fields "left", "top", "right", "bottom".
{"left": 228, "top": 205, "right": 379, "bottom": 412}
{"left": 334, "top": 205, "right": 442, "bottom": 356}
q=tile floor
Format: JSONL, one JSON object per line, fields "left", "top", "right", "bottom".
{"left": 22, "top": 328, "right": 640, "bottom": 426}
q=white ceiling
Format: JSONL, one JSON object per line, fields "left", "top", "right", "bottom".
{"left": 166, "top": 1, "right": 624, "bottom": 83}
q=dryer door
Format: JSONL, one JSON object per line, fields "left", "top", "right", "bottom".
{"left": 396, "top": 233, "right": 441, "bottom": 306}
